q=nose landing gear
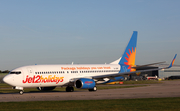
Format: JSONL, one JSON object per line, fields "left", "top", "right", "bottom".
{"left": 19, "top": 90, "right": 24, "bottom": 95}
{"left": 12, "top": 86, "right": 24, "bottom": 95}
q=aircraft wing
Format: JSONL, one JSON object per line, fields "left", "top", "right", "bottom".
{"left": 92, "top": 67, "right": 163, "bottom": 80}
{"left": 92, "top": 54, "right": 177, "bottom": 80}
{"left": 131, "top": 61, "right": 166, "bottom": 69}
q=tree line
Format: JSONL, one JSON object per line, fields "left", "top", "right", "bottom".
{"left": 0, "top": 70, "right": 10, "bottom": 73}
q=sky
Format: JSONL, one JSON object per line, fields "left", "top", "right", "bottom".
{"left": 0, "top": 0, "right": 179, "bottom": 70}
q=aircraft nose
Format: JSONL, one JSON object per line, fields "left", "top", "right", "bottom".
{"left": 3, "top": 75, "right": 13, "bottom": 85}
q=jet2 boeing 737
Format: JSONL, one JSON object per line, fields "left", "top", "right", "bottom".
{"left": 3, "top": 31, "right": 177, "bottom": 95}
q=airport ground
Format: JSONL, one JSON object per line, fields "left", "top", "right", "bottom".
{"left": 0, "top": 80, "right": 180, "bottom": 102}
{"left": 0, "top": 80, "right": 180, "bottom": 110}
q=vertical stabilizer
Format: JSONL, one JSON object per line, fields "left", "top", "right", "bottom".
{"left": 119, "top": 31, "right": 137, "bottom": 69}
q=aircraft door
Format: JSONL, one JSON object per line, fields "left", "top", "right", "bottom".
{"left": 22, "top": 67, "right": 34, "bottom": 86}
{"left": 27, "top": 67, "right": 34, "bottom": 77}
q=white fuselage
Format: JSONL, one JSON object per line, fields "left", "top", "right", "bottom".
{"left": 3, "top": 64, "right": 121, "bottom": 88}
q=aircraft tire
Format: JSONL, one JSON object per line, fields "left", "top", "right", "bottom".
{"left": 66, "top": 86, "right": 74, "bottom": 92}
{"left": 19, "top": 90, "right": 24, "bottom": 95}
{"left": 70, "top": 87, "right": 74, "bottom": 92}
{"left": 88, "top": 86, "right": 97, "bottom": 92}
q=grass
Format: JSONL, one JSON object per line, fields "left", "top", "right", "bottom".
{"left": 0, "top": 73, "right": 7, "bottom": 83}
{"left": 0, "top": 83, "right": 12, "bottom": 88}
{"left": 0, "top": 73, "right": 8, "bottom": 78}
{"left": 0, "top": 97, "right": 180, "bottom": 111}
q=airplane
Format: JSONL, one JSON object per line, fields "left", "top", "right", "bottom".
{"left": 3, "top": 31, "right": 177, "bottom": 95}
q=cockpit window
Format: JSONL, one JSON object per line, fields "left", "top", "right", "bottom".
{"left": 10, "top": 71, "right": 21, "bottom": 74}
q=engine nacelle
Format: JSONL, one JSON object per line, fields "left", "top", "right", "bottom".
{"left": 75, "top": 78, "right": 96, "bottom": 89}
{"left": 37, "top": 86, "right": 56, "bottom": 91}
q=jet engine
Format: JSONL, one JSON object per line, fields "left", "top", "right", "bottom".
{"left": 75, "top": 78, "right": 96, "bottom": 89}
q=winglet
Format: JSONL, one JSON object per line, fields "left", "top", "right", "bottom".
{"left": 167, "top": 54, "right": 177, "bottom": 68}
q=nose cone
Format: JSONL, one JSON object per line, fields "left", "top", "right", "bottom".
{"left": 3, "top": 75, "right": 13, "bottom": 85}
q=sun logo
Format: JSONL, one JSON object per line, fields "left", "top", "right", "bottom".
{"left": 172, "top": 59, "right": 175, "bottom": 66}
{"left": 124, "top": 47, "right": 136, "bottom": 72}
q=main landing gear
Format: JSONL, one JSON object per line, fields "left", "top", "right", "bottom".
{"left": 66, "top": 86, "right": 74, "bottom": 92}
{"left": 88, "top": 86, "right": 97, "bottom": 92}
{"left": 66, "top": 86, "right": 97, "bottom": 92}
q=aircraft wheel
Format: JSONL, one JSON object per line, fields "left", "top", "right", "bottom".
{"left": 66, "top": 86, "right": 74, "bottom": 92}
{"left": 70, "top": 87, "right": 74, "bottom": 92}
{"left": 19, "top": 90, "right": 24, "bottom": 95}
{"left": 88, "top": 86, "right": 97, "bottom": 92}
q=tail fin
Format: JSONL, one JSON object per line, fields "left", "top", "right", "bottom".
{"left": 167, "top": 54, "right": 177, "bottom": 68}
{"left": 119, "top": 31, "right": 138, "bottom": 66}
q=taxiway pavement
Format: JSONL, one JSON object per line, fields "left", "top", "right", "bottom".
{"left": 0, "top": 81, "right": 180, "bottom": 102}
